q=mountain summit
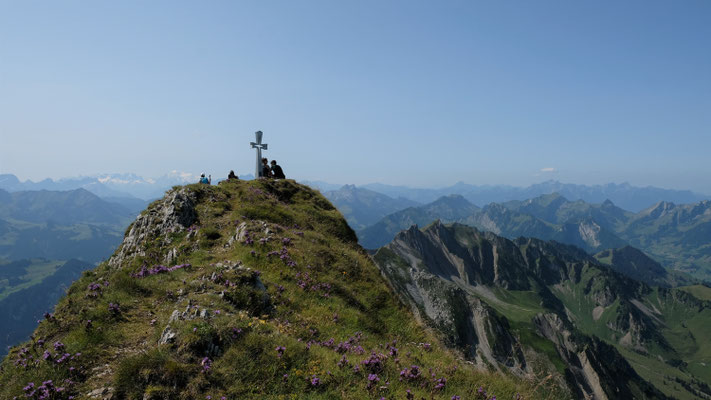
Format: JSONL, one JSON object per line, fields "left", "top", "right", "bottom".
{"left": 0, "top": 180, "right": 538, "bottom": 399}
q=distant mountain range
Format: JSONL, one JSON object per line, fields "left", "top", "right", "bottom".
{"left": 0, "top": 172, "right": 200, "bottom": 201}
{"left": 358, "top": 192, "right": 711, "bottom": 280}
{"left": 4, "top": 174, "right": 707, "bottom": 212}
{"left": 311, "top": 180, "right": 709, "bottom": 213}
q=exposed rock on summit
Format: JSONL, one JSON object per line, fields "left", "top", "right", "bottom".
{"left": 108, "top": 188, "right": 197, "bottom": 268}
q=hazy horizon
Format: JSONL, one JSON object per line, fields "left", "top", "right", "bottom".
{"left": 2, "top": 1, "right": 710, "bottom": 192}
{"left": 2, "top": 169, "right": 710, "bottom": 197}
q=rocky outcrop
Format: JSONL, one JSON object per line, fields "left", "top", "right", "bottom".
{"left": 376, "top": 224, "right": 529, "bottom": 376}
{"left": 108, "top": 188, "right": 197, "bottom": 268}
{"left": 533, "top": 313, "right": 668, "bottom": 400}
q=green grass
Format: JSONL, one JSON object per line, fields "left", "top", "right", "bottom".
{"left": 0, "top": 180, "right": 547, "bottom": 400}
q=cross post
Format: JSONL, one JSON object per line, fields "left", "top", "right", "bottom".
{"left": 250, "top": 131, "right": 268, "bottom": 178}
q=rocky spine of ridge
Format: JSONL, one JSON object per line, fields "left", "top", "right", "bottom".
{"left": 373, "top": 221, "right": 672, "bottom": 400}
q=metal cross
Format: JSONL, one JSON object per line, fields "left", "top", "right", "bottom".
{"left": 250, "top": 131, "right": 268, "bottom": 178}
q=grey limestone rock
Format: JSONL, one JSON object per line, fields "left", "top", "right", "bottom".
{"left": 109, "top": 188, "right": 197, "bottom": 268}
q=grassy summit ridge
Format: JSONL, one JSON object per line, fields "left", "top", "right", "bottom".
{"left": 0, "top": 179, "right": 544, "bottom": 399}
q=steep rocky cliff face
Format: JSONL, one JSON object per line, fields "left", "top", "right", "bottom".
{"left": 0, "top": 181, "right": 544, "bottom": 400}
{"left": 374, "top": 222, "right": 711, "bottom": 400}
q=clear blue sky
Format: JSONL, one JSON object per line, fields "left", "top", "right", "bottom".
{"left": 1, "top": 1, "right": 709, "bottom": 192}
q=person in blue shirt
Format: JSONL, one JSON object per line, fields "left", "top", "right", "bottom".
{"left": 199, "top": 173, "right": 210, "bottom": 184}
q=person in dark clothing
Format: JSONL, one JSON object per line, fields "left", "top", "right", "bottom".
{"left": 270, "top": 160, "right": 286, "bottom": 179}
{"left": 261, "top": 158, "right": 272, "bottom": 178}
{"left": 227, "top": 170, "right": 238, "bottom": 180}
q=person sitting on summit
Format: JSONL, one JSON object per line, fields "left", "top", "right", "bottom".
{"left": 270, "top": 160, "right": 286, "bottom": 179}
{"left": 199, "top": 173, "right": 210, "bottom": 184}
{"left": 227, "top": 170, "right": 238, "bottom": 180}
{"left": 261, "top": 158, "right": 272, "bottom": 178}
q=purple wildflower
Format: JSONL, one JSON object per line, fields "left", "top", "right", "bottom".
{"left": 434, "top": 377, "right": 447, "bottom": 390}
{"left": 367, "top": 373, "right": 380, "bottom": 389}
{"left": 201, "top": 357, "right": 212, "bottom": 373}
{"left": 108, "top": 303, "right": 120, "bottom": 314}
{"left": 310, "top": 375, "right": 320, "bottom": 387}
{"left": 399, "top": 365, "right": 421, "bottom": 381}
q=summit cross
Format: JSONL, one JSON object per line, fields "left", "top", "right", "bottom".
{"left": 250, "top": 131, "right": 268, "bottom": 178}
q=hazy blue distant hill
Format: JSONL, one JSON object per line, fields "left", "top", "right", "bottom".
{"left": 0, "top": 188, "right": 138, "bottom": 263}
{"left": 0, "top": 188, "right": 134, "bottom": 226}
{"left": 502, "top": 193, "right": 633, "bottom": 229}
{"left": 594, "top": 246, "right": 696, "bottom": 288}
{"left": 0, "top": 221, "right": 124, "bottom": 262}
{"left": 358, "top": 194, "right": 479, "bottom": 249}
{"left": 323, "top": 185, "right": 420, "bottom": 230}
{"left": 102, "top": 196, "right": 151, "bottom": 214}
{"left": 301, "top": 179, "right": 344, "bottom": 192}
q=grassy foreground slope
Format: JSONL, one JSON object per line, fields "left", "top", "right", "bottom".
{"left": 0, "top": 179, "right": 545, "bottom": 400}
